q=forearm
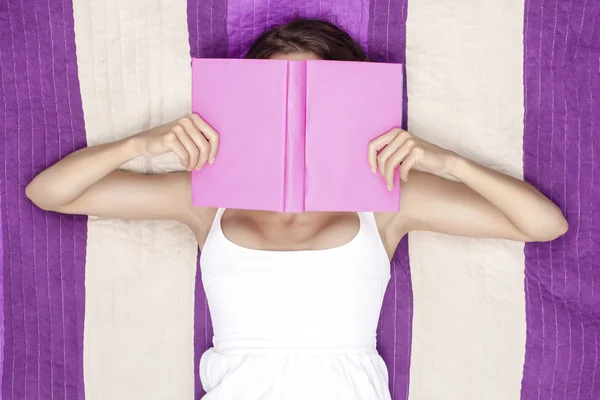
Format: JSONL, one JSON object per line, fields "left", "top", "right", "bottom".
{"left": 26, "top": 137, "right": 141, "bottom": 210}
{"left": 450, "top": 157, "right": 568, "bottom": 239}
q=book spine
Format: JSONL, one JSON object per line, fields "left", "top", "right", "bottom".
{"left": 284, "top": 61, "right": 307, "bottom": 212}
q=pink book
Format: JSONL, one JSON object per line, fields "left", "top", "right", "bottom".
{"left": 191, "top": 58, "right": 403, "bottom": 212}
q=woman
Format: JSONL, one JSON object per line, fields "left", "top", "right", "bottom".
{"left": 26, "top": 19, "right": 567, "bottom": 400}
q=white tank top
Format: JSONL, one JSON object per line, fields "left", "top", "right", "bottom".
{"left": 199, "top": 209, "right": 392, "bottom": 399}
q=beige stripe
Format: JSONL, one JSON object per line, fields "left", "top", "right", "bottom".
{"left": 72, "top": 0, "right": 198, "bottom": 398}
{"left": 405, "top": 1, "right": 526, "bottom": 399}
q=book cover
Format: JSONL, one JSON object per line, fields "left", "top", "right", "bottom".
{"left": 191, "top": 58, "right": 403, "bottom": 212}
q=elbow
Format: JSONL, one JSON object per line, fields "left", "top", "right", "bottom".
{"left": 25, "top": 182, "right": 36, "bottom": 203}
{"left": 526, "top": 215, "right": 569, "bottom": 242}
{"left": 25, "top": 181, "right": 54, "bottom": 212}
{"left": 548, "top": 209, "right": 570, "bottom": 240}
{"left": 25, "top": 182, "right": 43, "bottom": 209}
{"left": 557, "top": 217, "right": 569, "bottom": 236}
{"left": 544, "top": 218, "right": 569, "bottom": 241}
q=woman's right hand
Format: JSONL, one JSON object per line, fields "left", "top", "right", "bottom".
{"left": 134, "top": 114, "right": 220, "bottom": 171}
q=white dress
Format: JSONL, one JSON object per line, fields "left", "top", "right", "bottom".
{"left": 199, "top": 209, "right": 392, "bottom": 399}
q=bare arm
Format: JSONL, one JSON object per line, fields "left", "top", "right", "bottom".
{"left": 370, "top": 128, "right": 568, "bottom": 242}
{"left": 396, "top": 167, "right": 566, "bottom": 242}
{"left": 26, "top": 138, "right": 192, "bottom": 220}
{"left": 26, "top": 114, "right": 219, "bottom": 226}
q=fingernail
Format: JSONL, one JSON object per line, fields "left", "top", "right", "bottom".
{"left": 387, "top": 185, "right": 393, "bottom": 191}
{"left": 196, "top": 166, "right": 202, "bottom": 171}
{"left": 371, "top": 167, "right": 377, "bottom": 174}
{"left": 209, "top": 158, "right": 215, "bottom": 165}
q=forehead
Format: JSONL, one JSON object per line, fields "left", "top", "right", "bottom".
{"left": 269, "top": 51, "right": 321, "bottom": 61}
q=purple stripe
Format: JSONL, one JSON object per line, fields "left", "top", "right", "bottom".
{"left": 522, "top": 0, "right": 600, "bottom": 399}
{"left": 367, "top": 0, "right": 408, "bottom": 129}
{"left": 225, "top": 0, "right": 370, "bottom": 59}
{"left": 192, "top": 253, "right": 214, "bottom": 400}
{"left": 376, "top": 243, "right": 411, "bottom": 400}
{"left": 188, "top": 1, "right": 409, "bottom": 398}
{"left": 187, "top": 0, "right": 229, "bottom": 59}
{"left": 368, "top": 0, "right": 405, "bottom": 63}
{"left": 187, "top": 0, "right": 228, "bottom": 397}
{"left": 368, "top": 0, "right": 411, "bottom": 398}
{"left": 1, "top": 177, "right": 5, "bottom": 399}
{"left": 0, "top": 0, "right": 88, "bottom": 398}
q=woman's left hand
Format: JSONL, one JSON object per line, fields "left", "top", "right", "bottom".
{"left": 368, "top": 128, "right": 459, "bottom": 190}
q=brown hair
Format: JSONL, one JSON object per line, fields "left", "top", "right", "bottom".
{"left": 245, "top": 19, "right": 367, "bottom": 61}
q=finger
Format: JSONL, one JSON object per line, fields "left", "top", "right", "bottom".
{"left": 376, "top": 131, "right": 413, "bottom": 176}
{"left": 190, "top": 114, "right": 220, "bottom": 164}
{"left": 166, "top": 132, "right": 190, "bottom": 170}
{"left": 192, "top": 133, "right": 210, "bottom": 170}
{"left": 383, "top": 144, "right": 412, "bottom": 190}
{"left": 384, "top": 162, "right": 397, "bottom": 191}
{"left": 172, "top": 125, "right": 199, "bottom": 170}
{"left": 368, "top": 128, "right": 401, "bottom": 173}
{"left": 376, "top": 139, "right": 411, "bottom": 180}
{"left": 178, "top": 118, "right": 210, "bottom": 169}
{"left": 177, "top": 117, "right": 201, "bottom": 138}
{"left": 384, "top": 150, "right": 406, "bottom": 190}
{"left": 400, "top": 150, "right": 420, "bottom": 182}
{"left": 382, "top": 138, "right": 416, "bottom": 176}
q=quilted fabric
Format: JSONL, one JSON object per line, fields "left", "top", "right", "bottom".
{"left": 521, "top": 1, "right": 600, "bottom": 398}
{"left": 0, "top": 0, "right": 599, "bottom": 399}
{"left": 0, "top": 0, "right": 88, "bottom": 398}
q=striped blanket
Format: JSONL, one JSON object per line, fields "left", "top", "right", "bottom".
{"left": 0, "top": 0, "right": 598, "bottom": 399}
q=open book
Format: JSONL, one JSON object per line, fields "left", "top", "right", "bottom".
{"left": 191, "top": 58, "right": 403, "bottom": 212}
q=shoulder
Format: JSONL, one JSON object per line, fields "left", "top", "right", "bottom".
{"left": 373, "top": 171, "right": 437, "bottom": 249}
{"left": 187, "top": 206, "right": 219, "bottom": 247}
{"left": 373, "top": 211, "right": 407, "bottom": 256}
